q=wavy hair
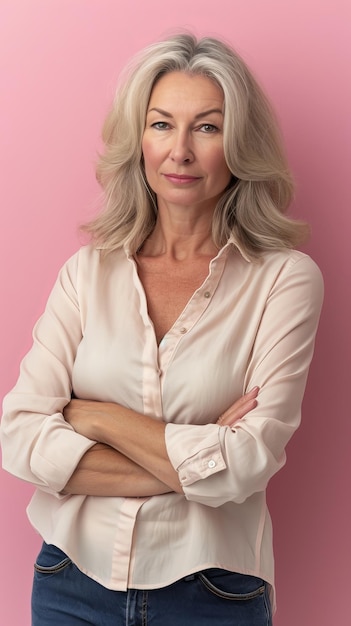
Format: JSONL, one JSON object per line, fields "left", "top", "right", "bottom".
{"left": 83, "top": 33, "right": 308, "bottom": 257}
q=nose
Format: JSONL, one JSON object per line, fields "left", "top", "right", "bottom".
{"left": 169, "top": 130, "right": 194, "bottom": 164}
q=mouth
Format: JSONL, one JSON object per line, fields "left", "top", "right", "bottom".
{"left": 163, "top": 173, "right": 201, "bottom": 184}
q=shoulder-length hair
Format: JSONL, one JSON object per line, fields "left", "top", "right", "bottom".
{"left": 83, "top": 33, "right": 308, "bottom": 257}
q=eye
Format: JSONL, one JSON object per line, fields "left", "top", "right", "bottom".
{"left": 199, "top": 123, "right": 219, "bottom": 133}
{"left": 151, "top": 121, "right": 170, "bottom": 130}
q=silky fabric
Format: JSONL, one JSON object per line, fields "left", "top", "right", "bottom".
{"left": 1, "top": 239, "right": 323, "bottom": 613}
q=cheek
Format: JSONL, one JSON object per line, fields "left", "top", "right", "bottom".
{"left": 142, "top": 139, "right": 158, "bottom": 177}
{"left": 141, "top": 141, "right": 162, "bottom": 195}
{"left": 204, "top": 144, "right": 229, "bottom": 172}
{"left": 141, "top": 137, "right": 150, "bottom": 167}
{"left": 210, "top": 152, "right": 231, "bottom": 183}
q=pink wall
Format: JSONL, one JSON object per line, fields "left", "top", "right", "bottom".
{"left": 1, "top": 1, "right": 350, "bottom": 623}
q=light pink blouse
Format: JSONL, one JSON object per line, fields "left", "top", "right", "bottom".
{"left": 1, "top": 240, "right": 323, "bottom": 611}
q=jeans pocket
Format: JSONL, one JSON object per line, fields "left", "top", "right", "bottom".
{"left": 34, "top": 542, "right": 72, "bottom": 578}
{"left": 198, "top": 569, "right": 265, "bottom": 601}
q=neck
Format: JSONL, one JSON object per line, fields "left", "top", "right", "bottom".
{"left": 139, "top": 199, "right": 218, "bottom": 261}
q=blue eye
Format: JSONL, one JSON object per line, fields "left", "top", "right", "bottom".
{"left": 200, "top": 124, "right": 218, "bottom": 133}
{"left": 151, "top": 122, "right": 169, "bottom": 130}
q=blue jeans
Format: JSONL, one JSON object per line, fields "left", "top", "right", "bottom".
{"left": 32, "top": 542, "right": 272, "bottom": 625}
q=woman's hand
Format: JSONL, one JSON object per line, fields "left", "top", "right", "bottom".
{"left": 63, "top": 399, "right": 110, "bottom": 441}
{"left": 216, "top": 387, "right": 259, "bottom": 428}
{"left": 64, "top": 390, "right": 260, "bottom": 445}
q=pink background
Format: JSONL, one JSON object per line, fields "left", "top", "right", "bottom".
{"left": 0, "top": 1, "right": 350, "bottom": 624}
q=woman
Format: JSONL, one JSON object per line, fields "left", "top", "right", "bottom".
{"left": 1, "top": 34, "right": 323, "bottom": 625}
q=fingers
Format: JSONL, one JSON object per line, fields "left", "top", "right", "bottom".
{"left": 236, "top": 386, "right": 259, "bottom": 404}
{"left": 217, "top": 387, "right": 259, "bottom": 427}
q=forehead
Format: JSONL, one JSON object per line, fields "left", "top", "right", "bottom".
{"left": 148, "top": 71, "right": 224, "bottom": 108}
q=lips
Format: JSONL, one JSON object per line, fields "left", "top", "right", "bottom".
{"left": 163, "top": 173, "right": 201, "bottom": 184}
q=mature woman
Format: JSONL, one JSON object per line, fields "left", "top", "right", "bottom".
{"left": 1, "top": 34, "right": 323, "bottom": 625}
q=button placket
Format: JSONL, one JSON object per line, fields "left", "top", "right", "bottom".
{"left": 158, "top": 250, "right": 229, "bottom": 375}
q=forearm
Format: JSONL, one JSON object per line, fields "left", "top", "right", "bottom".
{"left": 63, "top": 390, "right": 259, "bottom": 496}
{"left": 62, "top": 443, "right": 173, "bottom": 497}
{"left": 97, "top": 406, "right": 183, "bottom": 493}
{"left": 64, "top": 401, "right": 183, "bottom": 493}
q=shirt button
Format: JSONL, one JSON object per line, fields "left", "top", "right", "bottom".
{"left": 204, "top": 291, "right": 211, "bottom": 298}
{"left": 179, "top": 327, "right": 187, "bottom": 334}
{"left": 208, "top": 460, "right": 216, "bottom": 469}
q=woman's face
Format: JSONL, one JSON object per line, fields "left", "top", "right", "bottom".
{"left": 142, "top": 72, "right": 231, "bottom": 215}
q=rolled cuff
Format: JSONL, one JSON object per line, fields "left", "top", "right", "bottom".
{"left": 165, "top": 422, "right": 227, "bottom": 487}
{"left": 29, "top": 413, "right": 96, "bottom": 493}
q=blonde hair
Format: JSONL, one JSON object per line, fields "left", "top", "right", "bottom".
{"left": 83, "top": 33, "right": 308, "bottom": 257}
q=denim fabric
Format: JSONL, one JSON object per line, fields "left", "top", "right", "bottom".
{"left": 32, "top": 542, "right": 272, "bottom": 625}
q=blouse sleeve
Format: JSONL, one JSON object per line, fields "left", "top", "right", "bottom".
{"left": 165, "top": 255, "right": 324, "bottom": 507}
{"left": 1, "top": 250, "right": 95, "bottom": 495}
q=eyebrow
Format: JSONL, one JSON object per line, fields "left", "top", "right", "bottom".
{"left": 147, "top": 107, "right": 223, "bottom": 119}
